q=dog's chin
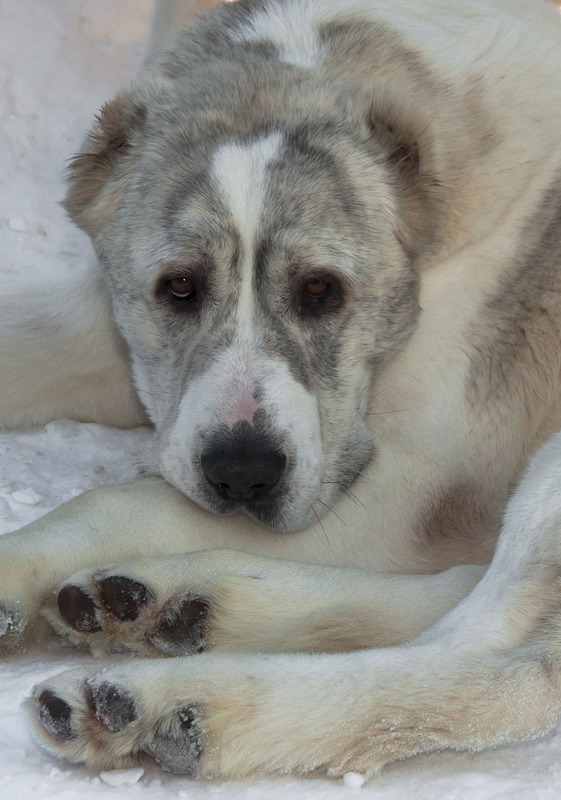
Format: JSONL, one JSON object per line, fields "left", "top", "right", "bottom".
{"left": 163, "top": 478, "right": 320, "bottom": 533}
{"left": 206, "top": 493, "right": 318, "bottom": 533}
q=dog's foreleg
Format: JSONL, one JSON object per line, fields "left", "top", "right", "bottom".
{"left": 41, "top": 550, "right": 484, "bottom": 655}
{"left": 0, "top": 268, "right": 145, "bottom": 429}
{"left": 0, "top": 476, "right": 483, "bottom": 654}
{"left": 30, "top": 432, "right": 561, "bottom": 778}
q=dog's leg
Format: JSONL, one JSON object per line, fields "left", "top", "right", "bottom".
{"left": 0, "top": 268, "right": 145, "bottom": 429}
{"left": 0, "top": 476, "right": 483, "bottom": 654}
{"left": 30, "top": 432, "right": 561, "bottom": 777}
{"left": 42, "top": 552, "right": 483, "bottom": 654}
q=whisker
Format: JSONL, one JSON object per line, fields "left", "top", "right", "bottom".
{"left": 311, "top": 505, "right": 327, "bottom": 538}
{"left": 315, "top": 498, "right": 347, "bottom": 527}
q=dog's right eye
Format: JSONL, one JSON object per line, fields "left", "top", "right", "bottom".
{"left": 166, "top": 276, "right": 197, "bottom": 303}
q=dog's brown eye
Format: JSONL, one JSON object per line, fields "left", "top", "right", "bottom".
{"left": 302, "top": 278, "right": 331, "bottom": 304}
{"left": 167, "top": 276, "right": 196, "bottom": 302}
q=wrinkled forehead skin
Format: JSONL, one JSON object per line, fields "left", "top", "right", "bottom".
{"left": 91, "top": 20, "right": 420, "bottom": 531}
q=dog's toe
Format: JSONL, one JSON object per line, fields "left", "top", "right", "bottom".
{"left": 85, "top": 679, "right": 139, "bottom": 732}
{"left": 57, "top": 585, "right": 101, "bottom": 633}
{"left": 98, "top": 576, "right": 152, "bottom": 622}
{"left": 143, "top": 706, "right": 202, "bottom": 773}
{"left": 37, "top": 689, "right": 76, "bottom": 741}
{"left": 148, "top": 597, "right": 209, "bottom": 656}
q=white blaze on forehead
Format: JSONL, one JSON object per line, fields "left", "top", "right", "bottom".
{"left": 211, "top": 132, "right": 283, "bottom": 247}
{"left": 210, "top": 132, "right": 283, "bottom": 334}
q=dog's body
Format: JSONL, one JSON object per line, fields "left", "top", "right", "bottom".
{"left": 1, "top": 0, "right": 561, "bottom": 780}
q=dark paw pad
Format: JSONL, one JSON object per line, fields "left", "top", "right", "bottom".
{"left": 144, "top": 706, "right": 202, "bottom": 773}
{"left": 98, "top": 576, "right": 152, "bottom": 622}
{"left": 37, "top": 690, "right": 76, "bottom": 741}
{"left": 148, "top": 598, "right": 208, "bottom": 656}
{"left": 58, "top": 585, "right": 101, "bottom": 633}
{"left": 86, "top": 680, "right": 138, "bottom": 732}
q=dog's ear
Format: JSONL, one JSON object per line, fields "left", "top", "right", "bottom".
{"left": 367, "top": 83, "right": 445, "bottom": 259}
{"left": 64, "top": 92, "right": 146, "bottom": 237}
{"left": 366, "top": 70, "right": 491, "bottom": 263}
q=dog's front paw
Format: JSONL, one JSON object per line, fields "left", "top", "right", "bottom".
{"left": 32, "top": 665, "right": 203, "bottom": 773}
{"left": 42, "top": 557, "right": 217, "bottom": 656}
{"left": 31, "top": 653, "right": 392, "bottom": 779}
{"left": 30, "top": 659, "right": 259, "bottom": 777}
{"left": 42, "top": 550, "right": 325, "bottom": 657}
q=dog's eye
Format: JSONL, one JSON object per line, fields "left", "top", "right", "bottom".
{"left": 297, "top": 275, "right": 345, "bottom": 318}
{"left": 167, "top": 276, "right": 197, "bottom": 302}
{"left": 301, "top": 278, "right": 332, "bottom": 305}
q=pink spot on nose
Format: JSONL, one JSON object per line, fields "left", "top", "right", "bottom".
{"left": 221, "top": 385, "right": 260, "bottom": 425}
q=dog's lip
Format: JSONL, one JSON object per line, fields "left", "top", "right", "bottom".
{"left": 191, "top": 481, "right": 309, "bottom": 532}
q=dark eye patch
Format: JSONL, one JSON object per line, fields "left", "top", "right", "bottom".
{"left": 298, "top": 274, "right": 345, "bottom": 317}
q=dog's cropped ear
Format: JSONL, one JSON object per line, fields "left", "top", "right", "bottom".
{"left": 64, "top": 92, "right": 146, "bottom": 237}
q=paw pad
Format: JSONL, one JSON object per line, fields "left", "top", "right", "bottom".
{"left": 86, "top": 680, "right": 138, "bottom": 732}
{"left": 98, "top": 576, "right": 152, "bottom": 622}
{"left": 148, "top": 598, "right": 208, "bottom": 656}
{"left": 37, "top": 690, "right": 76, "bottom": 741}
{"left": 57, "top": 585, "right": 101, "bottom": 633}
{"left": 143, "top": 706, "right": 202, "bottom": 773}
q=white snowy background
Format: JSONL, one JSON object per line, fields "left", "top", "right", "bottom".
{"left": 1, "top": 1, "right": 561, "bottom": 797}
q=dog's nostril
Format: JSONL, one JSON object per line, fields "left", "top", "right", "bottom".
{"left": 201, "top": 432, "right": 286, "bottom": 503}
{"left": 217, "top": 481, "right": 267, "bottom": 492}
{"left": 205, "top": 454, "right": 286, "bottom": 500}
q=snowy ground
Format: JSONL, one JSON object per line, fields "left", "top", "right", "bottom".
{"left": 1, "top": 1, "right": 561, "bottom": 797}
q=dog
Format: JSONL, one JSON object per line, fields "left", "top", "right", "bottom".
{"left": 1, "top": 0, "right": 561, "bottom": 781}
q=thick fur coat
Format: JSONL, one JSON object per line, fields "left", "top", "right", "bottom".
{"left": 1, "top": 0, "right": 561, "bottom": 781}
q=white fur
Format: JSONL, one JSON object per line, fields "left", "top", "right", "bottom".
{"left": 210, "top": 133, "right": 283, "bottom": 335}
{"left": 2, "top": 0, "right": 561, "bottom": 784}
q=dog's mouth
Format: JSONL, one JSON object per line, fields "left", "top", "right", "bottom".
{"left": 201, "top": 485, "right": 294, "bottom": 530}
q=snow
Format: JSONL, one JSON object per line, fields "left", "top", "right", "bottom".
{"left": 1, "top": 0, "right": 561, "bottom": 797}
{"left": 99, "top": 768, "right": 145, "bottom": 787}
{"left": 343, "top": 772, "right": 366, "bottom": 789}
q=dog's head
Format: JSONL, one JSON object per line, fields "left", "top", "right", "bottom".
{"left": 64, "top": 8, "right": 459, "bottom": 531}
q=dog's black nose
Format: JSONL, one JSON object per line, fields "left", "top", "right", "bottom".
{"left": 201, "top": 423, "right": 286, "bottom": 502}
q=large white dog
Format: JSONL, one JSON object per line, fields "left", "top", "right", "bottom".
{"left": 1, "top": 0, "right": 561, "bottom": 781}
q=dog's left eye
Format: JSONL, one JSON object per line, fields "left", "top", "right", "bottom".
{"left": 300, "top": 276, "right": 343, "bottom": 312}
{"left": 303, "top": 278, "right": 330, "bottom": 301}
{"left": 167, "top": 276, "right": 197, "bottom": 302}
